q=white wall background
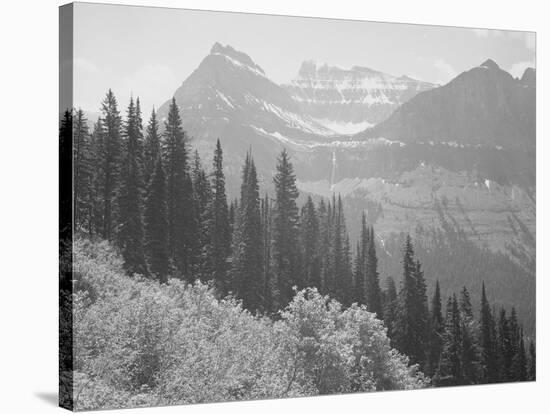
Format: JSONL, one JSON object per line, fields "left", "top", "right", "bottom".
{"left": 0, "top": 0, "right": 546, "bottom": 412}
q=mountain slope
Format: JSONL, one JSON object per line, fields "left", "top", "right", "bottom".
{"left": 362, "top": 60, "right": 535, "bottom": 150}
{"left": 284, "top": 61, "right": 436, "bottom": 133}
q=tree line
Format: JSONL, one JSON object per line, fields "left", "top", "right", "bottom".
{"left": 64, "top": 89, "right": 535, "bottom": 385}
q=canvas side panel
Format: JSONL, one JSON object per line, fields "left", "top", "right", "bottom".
{"left": 59, "top": 3, "right": 74, "bottom": 411}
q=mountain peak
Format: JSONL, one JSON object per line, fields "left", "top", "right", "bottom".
{"left": 521, "top": 67, "right": 536, "bottom": 87}
{"left": 480, "top": 59, "right": 499, "bottom": 70}
{"left": 209, "top": 42, "right": 264, "bottom": 75}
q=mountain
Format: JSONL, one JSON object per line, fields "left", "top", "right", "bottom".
{"left": 157, "top": 43, "right": 340, "bottom": 190}
{"left": 155, "top": 47, "right": 534, "bottom": 333}
{"left": 362, "top": 59, "right": 536, "bottom": 150}
{"left": 284, "top": 61, "right": 436, "bottom": 134}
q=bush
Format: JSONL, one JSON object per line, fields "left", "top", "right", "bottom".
{"left": 71, "top": 238, "right": 426, "bottom": 410}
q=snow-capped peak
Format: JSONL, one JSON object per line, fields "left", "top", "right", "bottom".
{"left": 210, "top": 42, "right": 265, "bottom": 76}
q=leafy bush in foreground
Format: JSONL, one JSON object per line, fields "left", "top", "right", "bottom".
{"left": 71, "top": 238, "right": 426, "bottom": 410}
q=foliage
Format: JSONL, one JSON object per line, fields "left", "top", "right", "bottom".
{"left": 72, "top": 238, "right": 426, "bottom": 410}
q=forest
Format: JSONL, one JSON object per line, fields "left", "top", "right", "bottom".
{"left": 60, "top": 90, "right": 535, "bottom": 409}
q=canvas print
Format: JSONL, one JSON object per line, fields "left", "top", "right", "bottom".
{"left": 59, "top": 2, "right": 536, "bottom": 411}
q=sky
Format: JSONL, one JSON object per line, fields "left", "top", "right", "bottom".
{"left": 72, "top": 2, "right": 536, "bottom": 116}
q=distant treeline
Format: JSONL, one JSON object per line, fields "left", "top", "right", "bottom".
{"left": 62, "top": 90, "right": 535, "bottom": 386}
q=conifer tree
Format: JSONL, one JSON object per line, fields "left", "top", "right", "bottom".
{"left": 117, "top": 97, "right": 147, "bottom": 276}
{"left": 512, "top": 329, "right": 528, "bottom": 381}
{"left": 354, "top": 213, "right": 369, "bottom": 305}
{"left": 427, "top": 280, "right": 444, "bottom": 378}
{"left": 440, "top": 295, "right": 463, "bottom": 385}
{"left": 231, "top": 152, "right": 264, "bottom": 312}
{"left": 89, "top": 120, "right": 103, "bottom": 236}
{"left": 144, "top": 157, "right": 169, "bottom": 282}
{"left": 497, "top": 308, "right": 513, "bottom": 381}
{"left": 73, "top": 108, "right": 93, "bottom": 232}
{"left": 479, "top": 282, "right": 499, "bottom": 383}
{"left": 206, "top": 139, "right": 232, "bottom": 293}
{"left": 317, "top": 199, "right": 330, "bottom": 294}
{"left": 98, "top": 89, "right": 122, "bottom": 240}
{"left": 459, "top": 286, "right": 480, "bottom": 384}
{"left": 59, "top": 110, "right": 73, "bottom": 245}
{"left": 272, "top": 149, "right": 300, "bottom": 306}
{"left": 191, "top": 150, "right": 212, "bottom": 278}
{"left": 365, "top": 227, "right": 382, "bottom": 316}
{"left": 261, "top": 193, "right": 275, "bottom": 312}
{"left": 143, "top": 108, "right": 161, "bottom": 187}
{"left": 162, "top": 98, "right": 194, "bottom": 278}
{"left": 299, "top": 196, "right": 321, "bottom": 289}
{"left": 383, "top": 276, "right": 398, "bottom": 341}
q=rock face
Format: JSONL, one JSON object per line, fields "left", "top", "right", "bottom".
{"left": 284, "top": 61, "right": 436, "bottom": 134}
{"left": 363, "top": 59, "right": 536, "bottom": 150}
{"left": 156, "top": 43, "right": 336, "bottom": 191}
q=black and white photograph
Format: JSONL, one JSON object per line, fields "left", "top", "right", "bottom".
{"left": 56, "top": 2, "right": 539, "bottom": 411}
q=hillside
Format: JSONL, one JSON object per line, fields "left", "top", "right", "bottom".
{"left": 66, "top": 238, "right": 426, "bottom": 410}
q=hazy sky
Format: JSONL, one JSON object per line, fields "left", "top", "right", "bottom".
{"left": 73, "top": 2, "right": 536, "bottom": 115}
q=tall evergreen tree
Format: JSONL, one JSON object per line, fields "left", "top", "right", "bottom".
{"left": 143, "top": 108, "right": 161, "bottom": 187}
{"left": 354, "top": 213, "right": 369, "bottom": 305}
{"left": 98, "top": 89, "right": 122, "bottom": 240}
{"left": 393, "top": 235, "right": 428, "bottom": 369}
{"left": 459, "top": 286, "right": 480, "bottom": 384}
{"left": 272, "top": 149, "right": 300, "bottom": 306}
{"left": 206, "top": 139, "right": 232, "bottom": 293}
{"left": 73, "top": 108, "right": 93, "bottom": 232}
{"left": 440, "top": 295, "right": 463, "bottom": 385}
{"left": 261, "top": 193, "right": 275, "bottom": 312}
{"left": 299, "top": 196, "right": 321, "bottom": 289}
{"left": 117, "top": 97, "right": 147, "bottom": 276}
{"left": 231, "top": 153, "right": 264, "bottom": 312}
{"left": 497, "top": 308, "right": 513, "bottom": 382}
{"left": 162, "top": 98, "right": 195, "bottom": 278}
{"left": 144, "top": 157, "right": 169, "bottom": 282}
{"left": 365, "top": 226, "right": 382, "bottom": 316}
{"left": 512, "top": 329, "right": 528, "bottom": 381}
{"left": 479, "top": 282, "right": 499, "bottom": 383}
{"left": 427, "top": 280, "right": 444, "bottom": 379}
{"left": 191, "top": 150, "right": 212, "bottom": 279}
{"left": 383, "top": 276, "right": 398, "bottom": 342}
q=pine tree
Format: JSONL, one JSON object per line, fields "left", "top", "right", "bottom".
{"left": 272, "top": 149, "right": 300, "bottom": 306}
{"left": 117, "top": 97, "right": 147, "bottom": 276}
{"left": 206, "top": 139, "right": 232, "bottom": 293}
{"left": 365, "top": 227, "right": 382, "bottom": 316}
{"left": 497, "top": 308, "right": 513, "bottom": 382}
{"left": 479, "top": 282, "right": 498, "bottom": 383}
{"left": 191, "top": 150, "right": 212, "bottom": 279}
{"left": 231, "top": 152, "right": 264, "bottom": 312}
{"left": 354, "top": 214, "right": 368, "bottom": 305}
{"left": 427, "top": 280, "right": 444, "bottom": 379}
{"left": 143, "top": 108, "right": 161, "bottom": 187}
{"left": 89, "top": 119, "right": 103, "bottom": 236}
{"left": 392, "top": 235, "right": 428, "bottom": 369}
{"left": 98, "top": 89, "right": 122, "bottom": 240}
{"left": 299, "top": 196, "right": 321, "bottom": 289}
{"left": 383, "top": 276, "right": 398, "bottom": 342}
{"left": 440, "top": 295, "right": 463, "bottom": 385}
{"left": 261, "top": 193, "right": 275, "bottom": 312}
{"left": 162, "top": 98, "right": 195, "bottom": 278}
{"left": 144, "top": 157, "right": 169, "bottom": 282}
{"left": 459, "top": 286, "right": 480, "bottom": 384}
{"left": 73, "top": 108, "right": 93, "bottom": 232}
{"left": 317, "top": 199, "right": 330, "bottom": 295}
{"left": 512, "top": 329, "right": 528, "bottom": 381}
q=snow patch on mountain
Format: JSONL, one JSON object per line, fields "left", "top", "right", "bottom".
{"left": 313, "top": 119, "right": 374, "bottom": 135}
